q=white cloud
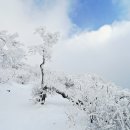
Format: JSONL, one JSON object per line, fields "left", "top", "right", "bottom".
{"left": 50, "top": 21, "right": 130, "bottom": 88}
{"left": 0, "top": 0, "right": 73, "bottom": 45}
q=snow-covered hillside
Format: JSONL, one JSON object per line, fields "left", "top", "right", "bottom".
{"left": 1, "top": 74, "right": 130, "bottom": 130}
{"left": 0, "top": 82, "right": 77, "bottom": 130}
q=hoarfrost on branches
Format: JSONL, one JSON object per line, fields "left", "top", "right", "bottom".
{"left": 0, "top": 31, "right": 26, "bottom": 83}
{"left": 33, "top": 70, "right": 130, "bottom": 130}
{"left": 29, "top": 27, "right": 59, "bottom": 60}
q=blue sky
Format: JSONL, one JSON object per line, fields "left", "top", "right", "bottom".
{"left": 33, "top": 0, "right": 125, "bottom": 30}
{"left": 69, "top": 0, "right": 123, "bottom": 30}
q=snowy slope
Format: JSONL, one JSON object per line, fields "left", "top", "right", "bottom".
{"left": 0, "top": 83, "right": 75, "bottom": 130}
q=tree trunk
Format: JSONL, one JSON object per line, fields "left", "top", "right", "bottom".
{"left": 39, "top": 50, "right": 46, "bottom": 105}
{"left": 40, "top": 51, "right": 45, "bottom": 86}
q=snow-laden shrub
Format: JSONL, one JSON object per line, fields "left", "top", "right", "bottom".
{"left": 14, "top": 70, "right": 30, "bottom": 84}
{"left": 14, "top": 65, "right": 41, "bottom": 85}
{"left": 66, "top": 74, "right": 130, "bottom": 130}
{"left": 33, "top": 71, "right": 130, "bottom": 130}
{"left": 0, "top": 68, "right": 14, "bottom": 83}
{"left": 32, "top": 82, "right": 42, "bottom": 103}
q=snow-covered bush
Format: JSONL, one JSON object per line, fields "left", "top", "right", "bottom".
{"left": 14, "top": 69, "right": 31, "bottom": 84}
{"left": 65, "top": 74, "right": 130, "bottom": 130}
{"left": 0, "top": 68, "right": 14, "bottom": 83}
{"left": 33, "top": 71, "right": 130, "bottom": 130}
{"left": 14, "top": 64, "right": 41, "bottom": 85}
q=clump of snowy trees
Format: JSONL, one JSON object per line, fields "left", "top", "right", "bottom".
{"left": 0, "top": 31, "right": 26, "bottom": 83}
{"left": 0, "top": 31, "right": 40, "bottom": 84}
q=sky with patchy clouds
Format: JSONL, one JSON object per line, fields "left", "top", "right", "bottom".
{"left": 0, "top": 0, "right": 130, "bottom": 88}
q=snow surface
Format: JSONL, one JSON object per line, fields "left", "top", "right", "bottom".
{"left": 0, "top": 83, "right": 76, "bottom": 130}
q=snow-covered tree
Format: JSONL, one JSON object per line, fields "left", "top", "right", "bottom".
{"left": 29, "top": 27, "right": 59, "bottom": 104}
{"left": 0, "top": 31, "right": 25, "bottom": 83}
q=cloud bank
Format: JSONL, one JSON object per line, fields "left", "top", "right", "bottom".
{"left": 51, "top": 21, "right": 130, "bottom": 87}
